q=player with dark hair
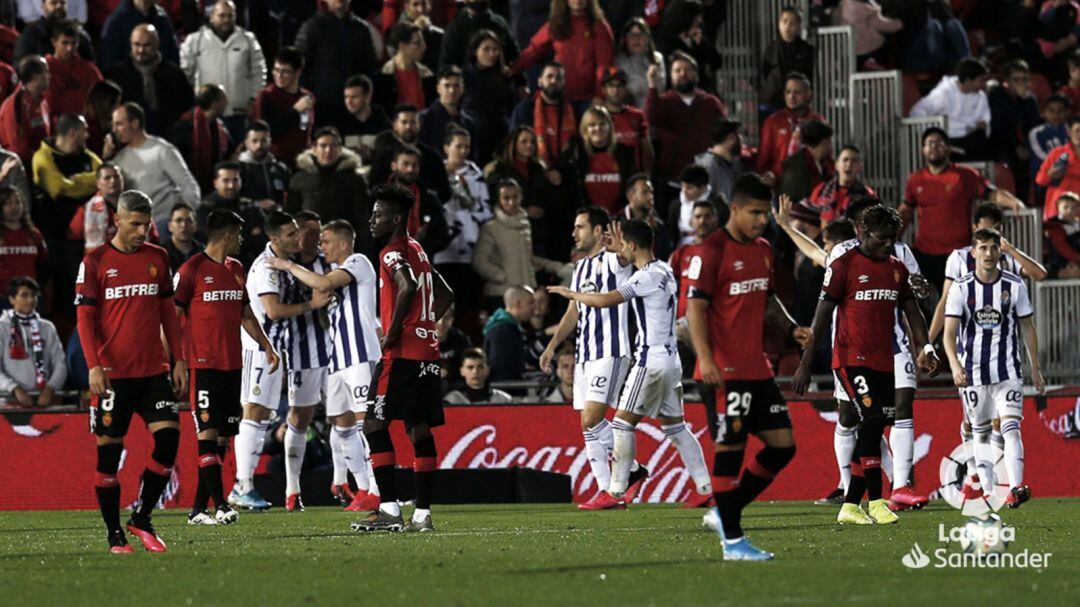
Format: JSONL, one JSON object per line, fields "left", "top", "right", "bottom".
{"left": 353, "top": 184, "right": 454, "bottom": 533}
{"left": 175, "top": 209, "right": 279, "bottom": 526}
{"left": 793, "top": 206, "right": 939, "bottom": 525}
{"left": 75, "top": 190, "right": 187, "bottom": 553}
{"left": 687, "top": 173, "right": 809, "bottom": 560}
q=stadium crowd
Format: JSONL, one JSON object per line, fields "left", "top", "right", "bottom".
{"left": 0, "top": 0, "right": 1079, "bottom": 410}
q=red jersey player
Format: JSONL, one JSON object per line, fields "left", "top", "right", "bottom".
{"left": 353, "top": 184, "right": 453, "bottom": 534}
{"left": 174, "top": 209, "right": 279, "bottom": 526}
{"left": 75, "top": 190, "right": 187, "bottom": 554}
{"left": 793, "top": 205, "right": 938, "bottom": 526}
{"left": 686, "top": 173, "right": 810, "bottom": 561}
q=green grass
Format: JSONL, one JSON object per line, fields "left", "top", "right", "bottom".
{"left": 0, "top": 500, "right": 1076, "bottom": 606}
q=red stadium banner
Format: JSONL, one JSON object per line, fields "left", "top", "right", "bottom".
{"left": 3, "top": 397, "right": 1079, "bottom": 510}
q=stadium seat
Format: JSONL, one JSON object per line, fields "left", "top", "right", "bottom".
{"left": 1029, "top": 72, "right": 1052, "bottom": 105}
{"left": 902, "top": 73, "right": 922, "bottom": 116}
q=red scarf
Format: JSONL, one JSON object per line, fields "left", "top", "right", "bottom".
{"left": 532, "top": 92, "right": 576, "bottom": 166}
{"left": 191, "top": 107, "right": 229, "bottom": 188}
{"left": 513, "top": 158, "right": 531, "bottom": 182}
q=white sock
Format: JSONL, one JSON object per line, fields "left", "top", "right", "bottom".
{"left": 608, "top": 418, "right": 637, "bottom": 496}
{"left": 584, "top": 420, "right": 613, "bottom": 492}
{"left": 335, "top": 425, "right": 371, "bottom": 490}
{"left": 972, "top": 426, "right": 995, "bottom": 494}
{"left": 834, "top": 424, "right": 856, "bottom": 493}
{"left": 961, "top": 423, "right": 977, "bottom": 483}
{"left": 891, "top": 419, "right": 914, "bottom": 489}
{"left": 284, "top": 423, "right": 307, "bottom": 496}
{"left": 355, "top": 421, "right": 377, "bottom": 493}
{"left": 379, "top": 501, "right": 401, "bottom": 516}
{"left": 233, "top": 419, "right": 262, "bottom": 494}
{"left": 990, "top": 429, "right": 1005, "bottom": 454}
{"left": 329, "top": 425, "right": 349, "bottom": 486}
{"left": 1001, "top": 419, "right": 1024, "bottom": 487}
{"left": 413, "top": 507, "right": 430, "bottom": 522}
{"left": 662, "top": 422, "right": 710, "bottom": 494}
{"left": 880, "top": 435, "right": 894, "bottom": 486}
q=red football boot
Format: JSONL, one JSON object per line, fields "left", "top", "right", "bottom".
{"left": 344, "top": 489, "right": 381, "bottom": 512}
{"left": 125, "top": 517, "right": 167, "bottom": 553}
{"left": 577, "top": 491, "right": 627, "bottom": 511}
{"left": 108, "top": 530, "right": 134, "bottom": 554}
{"left": 888, "top": 486, "right": 930, "bottom": 511}
{"left": 622, "top": 465, "right": 650, "bottom": 503}
{"left": 682, "top": 490, "right": 715, "bottom": 509}
{"left": 285, "top": 493, "right": 305, "bottom": 512}
{"left": 1006, "top": 485, "right": 1031, "bottom": 509}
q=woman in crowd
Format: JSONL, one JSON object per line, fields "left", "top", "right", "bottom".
{"left": 558, "top": 106, "right": 636, "bottom": 215}
{"left": 657, "top": 0, "right": 723, "bottom": 95}
{"left": 462, "top": 29, "right": 522, "bottom": 166}
{"left": 374, "top": 21, "right": 436, "bottom": 111}
{"left": 83, "top": 80, "right": 122, "bottom": 157}
{"left": 485, "top": 126, "right": 557, "bottom": 257}
{"left": 614, "top": 17, "right": 666, "bottom": 108}
{"left": 0, "top": 188, "right": 47, "bottom": 305}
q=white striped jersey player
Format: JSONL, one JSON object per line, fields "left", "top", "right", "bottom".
{"left": 570, "top": 250, "right": 632, "bottom": 410}
{"left": 945, "top": 270, "right": 1032, "bottom": 388}
{"left": 242, "top": 243, "right": 288, "bottom": 407}
{"left": 945, "top": 246, "right": 1023, "bottom": 282}
{"left": 280, "top": 254, "right": 333, "bottom": 407}
{"left": 326, "top": 253, "right": 380, "bottom": 416}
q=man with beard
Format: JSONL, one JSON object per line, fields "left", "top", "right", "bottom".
{"left": 388, "top": 144, "right": 449, "bottom": 256}
{"left": 509, "top": 61, "right": 576, "bottom": 168}
{"left": 105, "top": 24, "right": 194, "bottom": 136}
{"left": 196, "top": 161, "right": 268, "bottom": 267}
{"left": 600, "top": 67, "right": 653, "bottom": 174}
{"left": 694, "top": 119, "right": 745, "bottom": 203}
{"left": 99, "top": 0, "right": 179, "bottom": 70}
{"left": 237, "top": 120, "right": 289, "bottom": 210}
{"left": 370, "top": 104, "right": 451, "bottom": 203}
{"left": 810, "top": 145, "right": 876, "bottom": 224}
{"left": 646, "top": 51, "right": 727, "bottom": 203}
{"left": 14, "top": 0, "right": 94, "bottom": 63}
{"left": 756, "top": 73, "right": 824, "bottom": 183}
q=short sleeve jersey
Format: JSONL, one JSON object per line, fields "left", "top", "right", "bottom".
{"left": 611, "top": 106, "right": 648, "bottom": 152}
{"left": 944, "top": 246, "right": 1023, "bottom": 281}
{"left": 903, "top": 163, "right": 990, "bottom": 255}
{"left": 74, "top": 243, "right": 174, "bottom": 379}
{"left": 616, "top": 260, "right": 680, "bottom": 369}
{"left": 686, "top": 229, "right": 774, "bottom": 381}
{"left": 822, "top": 247, "right": 913, "bottom": 372}
{"left": 379, "top": 236, "right": 439, "bottom": 361}
{"left": 0, "top": 227, "right": 47, "bottom": 295}
{"left": 243, "top": 243, "right": 288, "bottom": 352}
{"left": 944, "top": 270, "right": 1033, "bottom": 386}
{"left": 330, "top": 253, "right": 381, "bottom": 371}
{"left": 174, "top": 253, "right": 247, "bottom": 371}
{"left": 669, "top": 242, "right": 700, "bottom": 319}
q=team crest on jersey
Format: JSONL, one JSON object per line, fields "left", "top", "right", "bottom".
{"left": 861, "top": 395, "right": 873, "bottom": 408}
{"left": 252, "top": 386, "right": 261, "bottom": 396}
{"left": 893, "top": 270, "right": 901, "bottom": 284}
{"left": 149, "top": 264, "right": 158, "bottom": 278}
{"left": 731, "top": 418, "right": 743, "bottom": 433}
{"left": 200, "top": 411, "right": 210, "bottom": 423}
{"left": 580, "top": 280, "right": 598, "bottom": 294}
{"left": 1000, "top": 291, "right": 1010, "bottom": 304}
{"left": 102, "top": 412, "right": 112, "bottom": 427}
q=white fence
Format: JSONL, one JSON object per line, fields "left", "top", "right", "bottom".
{"left": 1002, "top": 208, "right": 1043, "bottom": 266}
{"left": 1034, "top": 280, "right": 1080, "bottom": 380}
{"left": 851, "top": 71, "right": 902, "bottom": 206}
{"left": 813, "top": 26, "right": 855, "bottom": 149}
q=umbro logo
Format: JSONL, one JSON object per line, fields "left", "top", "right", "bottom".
{"left": 106, "top": 268, "right": 119, "bottom": 278}
{"left": 204, "top": 275, "right": 215, "bottom": 284}
{"left": 858, "top": 274, "right": 869, "bottom": 284}
{"left": 733, "top": 260, "right": 744, "bottom": 272}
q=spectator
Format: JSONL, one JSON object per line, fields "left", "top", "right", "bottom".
{"left": 1036, "top": 116, "right": 1080, "bottom": 219}
{"left": 375, "top": 22, "right": 436, "bottom": 112}
{"left": 898, "top": 0, "right": 971, "bottom": 74}
{"left": 0, "top": 277, "right": 66, "bottom": 405}
{"left": 620, "top": 173, "right": 671, "bottom": 260}
{"left": 82, "top": 79, "right": 121, "bottom": 156}
{"left": 179, "top": 0, "right": 267, "bottom": 140}
{"left": 668, "top": 163, "right": 719, "bottom": 247}
{"left": 286, "top": 126, "right": 374, "bottom": 255}
{"left": 67, "top": 162, "right": 157, "bottom": 251}
{"left": 0, "top": 148, "right": 30, "bottom": 211}
{"left": 370, "top": 103, "right": 451, "bottom": 203}
{"left": 777, "top": 119, "right": 834, "bottom": 206}
{"left": 0, "top": 58, "right": 15, "bottom": 104}
{"left": 646, "top": 51, "right": 727, "bottom": 197}
{"left": 339, "top": 74, "right": 390, "bottom": 165}
{"left": 14, "top": 0, "right": 93, "bottom": 64}
{"left": 237, "top": 120, "right": 289, "bottom": 210}
{"left": 656, "top": 0, "right": 722, "bottom": 95}
{"left": 441, "top": 0, "right": 519, "bottom": 68}
{"left": 161, "top": 201, "right": 203, "bottom": 271}
{"left": 809, "top": 145, "right": 876, "bottom": 224}
{"left": 834, "top": 0, "right": 903, "bottom": 68}
{"left": 901, "top": 126, "right": 1024, "bottom": 289}
{"left": 910, "top": 58, "right": 991, "bottom": 161}
{"left": 419, "top": 65, "right": 477, "bottom": 156}
{"left": 394, "top": 0, "right": 444, "bottom": 70}
{"left": 462, "top": 28, "right": 519, "bottom": 165}
{"left": 197, "top": 160, "right": 267, "bottom": 267}
{"left": 989, "top": 60, "right": 1042, "bottom": 194}
{"left": 1028, "top": 94, "right": 1070, "bottom": 205}
{"left": 614, "top": 17, "right": 665, "bottom": 109}
{"left": 0, "top": 187, "right": 46, "bottom": 298}
{"left": 1044, "top": 190, "right": 1080, "bottom": 278}
{"left": 0, "top": 55, "right": 51, "bottom": 167}
{"left": 253, "top": 47, "right": 314, "bottom": 170}
{"left": 110, "top": 102, "right": 200, "bottom": 235}
{"left": 693, "top": 118, "right": 744, "bottom": 203}
{"left": 511, "top": 0, "right": 613, "bottom": 105}
{"left": 436, "top": 305, "right": 473, "bottom": 390}
{"left": 598, "top": 66, "right": 652, "bottom": 174}
{"left": 1060, "top": 51, "right": 1080, "bottom": 114}
{"left": 558, "top": 105, "right": 636, "bottom": 215}
{"left": 436, "top": 126, "right": 490, "bottom": 328}
{"left": 473, "top": 177, "right": 566, "bottom": 309}
{"left": 43, "top": 20, "right": 100, "bottom": 121}
{"left": 542, "top": 348, "right": 574, "bottom": 403}
{"left": 756, "top": 72, "right": 824, "bottom": 181}
{"left": 482, "top": 286, "right": 535, "bottom": 381}
{"left": 444, "top": 347, "right": 514, "bottom": 403}
{"left": 1034, "top": 0, "right": 1080, "bottom": 82}
{"left": 168, "top": 84, "right": 232, "bottom": 193}
{"left": 759, "top": 6, "right": 813, "bottom": 113}
{"left": 485, "top": 126, "right": 558, "bottom": 256}
{"left": 99, "top": 0, "right": 179, "bottom": 67}
{"left": 294, "top": 0, "right": 379, "bottom": 128}
{"left": 669, "top": 199, "right": 720, "bottom": 324}
{"left": 386, "top": 143, "right": 449, "bottom": 255}
{"left": 104, "top": 24, "right": 194, "bottom": 136}
{"left": 509, "top": 61, "right": 577, "bottom": 168}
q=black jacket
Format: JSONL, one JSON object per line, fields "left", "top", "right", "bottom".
{"left": 418, "top": 101, "right": 478, "bottom": 158}
{"left": 238, "top": 151, "right": 291, "bottom": 206}
{"left": 105, "top": 58, "right": 195, "bottom": 137}
{"left": 440, "top": 9, "right": 519, "bottom": 68}
{"left": 286, "top": 148, "right": 374, "bottom": 257}
{"left": 295, "top": 11, "right": 379, "bottom": 126}
{"left": 371, "top": 60, "right": 437, "bottom": 115}
{"left": 369, "top": 132, "right": 452, "bottom": 203}
{"left": 13, "top": 17, "right": 94, "bottom": 64}
{"left": 462, "top": 64, "right": 520, "bottom": 165}
{"left": 759, "top": 38, "right": 814, "bottom": 108}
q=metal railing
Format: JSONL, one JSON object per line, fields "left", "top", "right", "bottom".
{"left": 851, "top": 70, "right": 902, "bottom": 206}
{"left": 1034, "top": 279, "right": 1080, "bottom": 380}
{"left": 813, "top": 26, "right": 855, "bottom": 149}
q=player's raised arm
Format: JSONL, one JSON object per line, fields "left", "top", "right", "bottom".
{"left": 775, "top": 194, "right": 827, "bottom": 267}
{"left": 791, "top": 297, "right": 835, "bottom": 395}
{"left": 259, "top": 288, "right": 330, "bottom": 321}
{"left": 547, "top": 285, "right": 626, "bottom": 308}
{"left": 266, "top": 255, "right": 353, "bottom": 291}
{"left": 241, "top": 304, "right": 280, "bottom": 372}
{"left": 765, "top": 294, "right": 812, "bottom": 348}
{"left": 1001, "top": 237, "right": 1048, "bottom": 281}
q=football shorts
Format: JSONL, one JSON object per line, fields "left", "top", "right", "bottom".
{"left": 717, "top": 379, "right": 791, "bottom": 445}
{"left": 288, "top": 366, "right": 328, "bottom": 408}
{"left": 833, "top": 351, "right": 916, "bottom": 399}
{"left": 90, "top": 373, "right": 177, "bottom": 438}
{"left": 190, "top": 368, "right": 242, "bottom": 436}
{"left": 367, "top": 358, "right": 444, "bottom": 429}
{"left": 617, "top": 364, "right": 684, "bottom": 419}
{"left": 326, "top": 361, "right": 375, "bottom": 417}
{"left": 834, "top": 367, "right": 895, "bottom": 423}
{"left": 573, "top": 356, "right": 631, "bottom": 411}
{"left": 960, "top": 379, "right": 1024, "bottom": 426}
{"left": 241, "top": 348, "right": 283, "bottom": 409}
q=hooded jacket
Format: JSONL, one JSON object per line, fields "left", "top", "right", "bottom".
{"left": 286, "top": 148, "right": 374, "bottom": 256}
{"left": 180, "top": 24, "right": 268, "bottom": 116}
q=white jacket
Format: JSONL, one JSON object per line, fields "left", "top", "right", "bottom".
{"left": 910, "top": 76, "right": 991, "bottom": 139}
{"left": 180, "top": 26, "right": 267, "bottom": 115}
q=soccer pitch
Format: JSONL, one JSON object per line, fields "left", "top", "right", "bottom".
{"left": 1, "top": 500, "right": 1076, "bottom": 606}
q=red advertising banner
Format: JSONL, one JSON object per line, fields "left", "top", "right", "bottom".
{"left": 3, "top": 397, "right": 1079, "bottom": 510}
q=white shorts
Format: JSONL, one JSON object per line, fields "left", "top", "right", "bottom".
{"left": 241, "top": 348, "right": 283, "bottom": 409}
{"left": 288, "top": 366, "right": 328, "bottom": 408}
{"left": 833, "top": 351, "right": 916, "bottom": 401}
{"left": 960, "top": 379, "right": 1024, "bottom": 426}
{"left": 326, "top": 362, "right": 375, "bottom": 417}
{"left": 617, "top": 364, "right": 684, "bottom": 419}
{"left": 572, "top": 357, "right": 631, "bottom": 411}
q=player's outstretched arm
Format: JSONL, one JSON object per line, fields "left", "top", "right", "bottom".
{"left": 265, "top": 256, "right": 352, "bottom": 291}
{"left": 260, "top": 292, "right": 328, "bottom": 321}
{"left": 775, "top": 194, "right": 827, "bottom": 267}
{"left": 791, "top": 298, "right": 835, "bottom": 395}
{"left": 1020, "top": 316, "right": 1046, "bottom": 394}
{"left": 765, "top": 294, "right": 812, "bottom": 347}
{"left": 989, "top": 187, "right": 1025, "bottom": 211}
{"left": 942, "top": 316, "right": 967, "bottom": 387}
{"left": 1001, "top": 238, "right": 1048, "bottom": 282}
{"left": 241, "top": 304, "right": 280, "bottom": 372}
{"left": 547, "top": 285, "right": 625, "bottom": 309}
{"left": 382, "top": 266, "right": 419, "bottom": 349}
{"left": 902, "top": 297, "right": 939, "bottom": 374}
{"left": 540, "top": 302, "right": 579, "bottom": 373}
{"left": 432, "top": 268, "right": 455, "bottom": 321}
{"left": 928, "top": 277, "right": 954, "bottom": 344}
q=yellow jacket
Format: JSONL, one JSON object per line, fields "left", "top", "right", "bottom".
{"left": 31, "top": 139, "right": 101, "bottom": 201}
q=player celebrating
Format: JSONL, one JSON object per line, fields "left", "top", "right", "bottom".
{"left": 793, "top": 206, "right": 938, "bottom": 526}
{"left": 548, "top": 220, "right": 712, "bottom": 510}
{"left": 266, "top": 219, "right": 382, "bottom": 512}
{"left": 353, "top": 185, "right": 454, "bottom": 533}
{"left": 686, "top": 174, "right": 809, "bottom": 561}
{"left": 76, "top": 190, "right": 187, "bottom": 554}
{"left": 175, "top": 209, "right": 280, "bottom": 526}
{"left": 229, "top": 212, "right": 330, "bottom": 511}
{"left": 538, "top": 206, "right": 647, "bottom": 510}
{"left": 942, "top": 228, "right": 1044, "bottom": 508}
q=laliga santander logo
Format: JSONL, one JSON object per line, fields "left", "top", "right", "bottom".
{"left": 901, "top": 544, "right": 931, "bottom": 569}
{"left": 441, "top": 422, "right": 708, "bottom": 501}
